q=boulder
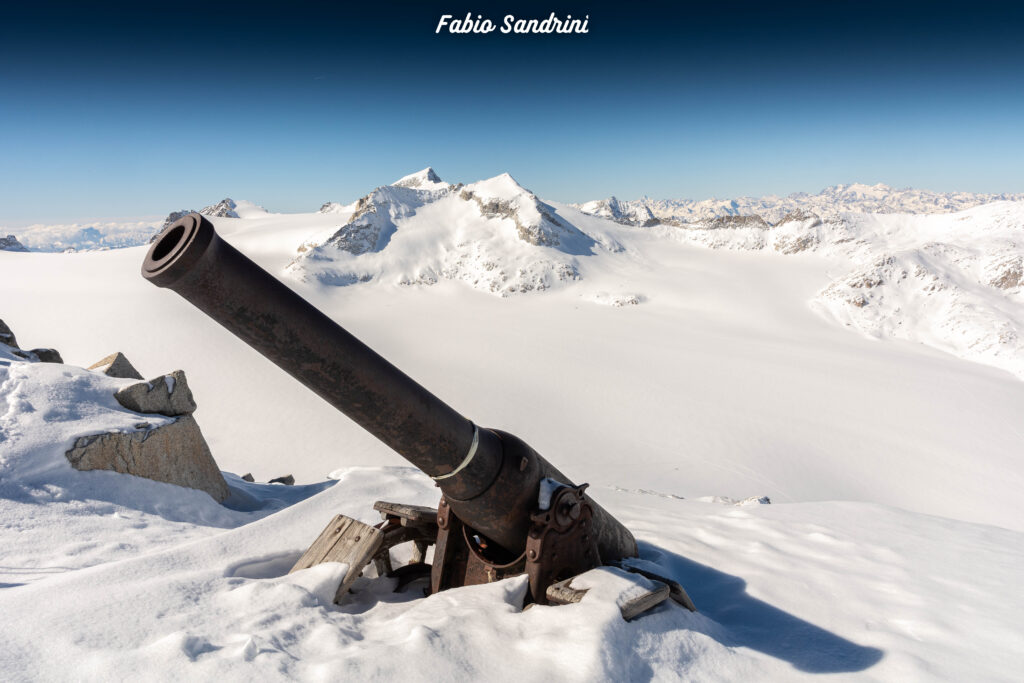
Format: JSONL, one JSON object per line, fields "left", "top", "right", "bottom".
{"left": 241, "top": 473, "right": 255, "bottom": 482}
{"left": 0, "top": 319, "right": 19, "bottom": 349}
{"left": 269, "top": 474, "right": 295, "bottom": 486}
{"left": 29, "top": 348, "right": 63, "bottom": 364}
{"left": 65, "top": 416, "right": 229, "bottom": 502}
{"left": 88, "top": 352, "right": 144, "bottom": 380}
{"left": 114, "top": 370, "right": 196, "bottom": 416}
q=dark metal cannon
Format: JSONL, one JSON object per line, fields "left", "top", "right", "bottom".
{"left": 142, "top": 213, "right": 682, "bottom": 608}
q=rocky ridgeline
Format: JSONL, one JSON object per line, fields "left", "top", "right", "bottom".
{"left": 576, "top": 183, "right": 1024, "bottom": 226}
{"left": 200, "top": 198, "right": 240, "bottom": 219}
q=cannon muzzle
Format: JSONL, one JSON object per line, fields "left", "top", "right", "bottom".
{"left": 143, "top": 213, "right": 637, "bottom": 582}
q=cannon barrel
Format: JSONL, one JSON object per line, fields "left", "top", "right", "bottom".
{"left": 142, "top": 213, "right": 637, "bottom": 560}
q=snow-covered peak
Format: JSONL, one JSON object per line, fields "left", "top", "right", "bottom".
{"left": 392, "top": 167, "right": 444, "bottom": 190}
{"left": 579, "top": 196, "right": 658, "bottom": 227}
{"left": 200, "top": 198, "right": 239, "bottom": 218}
{"left": 288, "top": 171, "right": 608, "bottom": 296}
{"left": 199, "top": 198, "right": 268, "bottom": 219}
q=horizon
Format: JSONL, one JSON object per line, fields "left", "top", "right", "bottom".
{"left": 5, "top": 172, "right": 1023, "bottom": 235}
{"left": 5, "top": 174, "right": 1023, "bottom": 231}
{"left": 3, "top": 1, "right": 1023, "bottom": 225}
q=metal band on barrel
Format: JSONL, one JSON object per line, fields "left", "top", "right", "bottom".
{"left": 431, "top": 424, "right": 480, "bottom": 481}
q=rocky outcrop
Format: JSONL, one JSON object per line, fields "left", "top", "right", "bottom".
{"left": 200, "top": 199, "right": 239, "bottom": 218}
{"left": 0, "top": 319, "right": 19, "bottom": 348}
{"left": 1, "top": 235, "right": 28, "bottom": 252}
{"left": 88, "top": 352, "right": 144, "bottom": 380}
{"left": 28, "top": 348, "right": 63, "bottom": 363}
{"left": 65, "top": 416, "right": 229, "bottom": 502}
{"left": 162, "top": 210, "right": 195, "bottom": 230}
{"left": 702, "top": 215, "right": 770, "bottom": 230}
{"left": 0, "top": 320, "right": 62, "bottom": 363}
{"left": 114, "top": 370, "right": 196, "bottom": 416}
{"left": 392, "top": 167, "right": 442, "bottom": 189}
{"left": 987, "top": 256, "right": 1023, "bottom": 290}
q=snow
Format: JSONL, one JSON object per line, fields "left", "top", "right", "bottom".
{"left": 6, "top": 219, "right": 162, "bottom": 252}
{"left": 578, "top": 183, "right": 1024, "bottom": 224}
{"left": 1, "top": 171, "right": 1023, "bottom": 680}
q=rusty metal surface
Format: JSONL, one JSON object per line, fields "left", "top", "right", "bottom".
{"left": 525, "top": 484, "right": 601, "bottom": 604}
{"left": 430, "top": 497, "right": 527, "bottom": 596}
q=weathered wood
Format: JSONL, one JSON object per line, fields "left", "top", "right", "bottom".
{"left": 373, "top": 501, "right": 439, "bottom": 526}
{"left": 289, "top": 514, "right": 383, "bottom": 603}
{"left": 619, "top": 581, "right": 670, "bottom": 621}
{"left": 545, "top": 578, "right": 588, "bottom": 606}
{"left": 617, "top": 565, "right": 697, "bottom": 612}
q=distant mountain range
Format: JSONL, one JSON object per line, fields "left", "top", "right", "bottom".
{"left": 575, "top": 183, "right": 1024, "bottom": 226}
{"left": 2, "top": 169, "right": 1022, "bottom": 381}
{"left": 5, "top": 179, "right": 1022, "bottom": 252}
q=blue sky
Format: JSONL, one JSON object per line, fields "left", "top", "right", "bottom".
{"left": 2, "top": 0, "right": 1023, "bottom": 225}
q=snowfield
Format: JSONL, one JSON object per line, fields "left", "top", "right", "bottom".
{"left": 2, "top": 169, "right": 1023, "bottom": 681}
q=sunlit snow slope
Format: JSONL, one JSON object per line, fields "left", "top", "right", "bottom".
{"left": 1, "top": 170, "right": 1022, "bottom": 534}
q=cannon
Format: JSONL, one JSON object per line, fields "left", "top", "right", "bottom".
{"left": 142, "top": 213, "right": 693, "bottom": 612}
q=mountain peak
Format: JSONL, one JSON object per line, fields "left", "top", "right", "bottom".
{"left": 1, "top": 234, "right": 29, "bottom": 252}
{"left": 392, "top": 168, "right": 443, "bottom": 189}
{"left": 200, "top": 198, "right": 239, "bottom": 218}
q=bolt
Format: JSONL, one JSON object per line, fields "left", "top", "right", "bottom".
{"left": 528, "top": 549, "right": 537, "bottom": 560}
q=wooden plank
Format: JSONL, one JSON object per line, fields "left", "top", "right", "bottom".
{"left": 545, "top": 578, "right": 589, "bottom": 606}
{"left": 289, "top": 514, "right": 384, "bottom": 604}
{"left": 373, "top": 501, "right": 439, "bottom": 526}
{"left": 619, "top": 582, "right": 670, "bottom": 621}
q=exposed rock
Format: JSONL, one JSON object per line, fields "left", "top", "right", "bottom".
{"left": 0, "top": 319, "right": 19, "bottom": 349}
{"left": 576, "top": 197, "right": 659, "bottom": 227}
{"left": 987, "top": 256, "right": 1023, "bottom": 290}
{"left": 702, "top": 215, "right": 770, "bottom": 230}
{"left": 1, "top": 235, "right": 29, "bottom": 252}
{"left": 241, "top": 473, "right": 255, "bottom": 482}
{"left": 269, "top": 474, "right": 295, "bottom": 486}
{"left": 114, "top": 370, "right": 196, "bottom": 416}
{"left": 774, "top": 209, "right": 823, "bottom": 228}
{"left": 392, "top": 167, "right": 442, "bottom": 189}
{"left": 65, "top": 416, "right": 229, "bottom": 502}
{"left": 88, "top": 352, "right": 144, "bottom": 380}
{"left": 774, "top": 233, "right": 818, "bottom": 254}
{"left": 28, "top": 348, "right": 63, "bottom": 363}
{"left": 200, "top": 198, "right": 239, "bottom": 218}
{"left": 162, "top": 209, "right": 196, "bottom": 230}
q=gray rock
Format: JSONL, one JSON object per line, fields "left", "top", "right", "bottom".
{"left": 269, "top": 474, "right": 295, "bottom": 486}
{"left": 0, "top": 319, "right": 19, "bottom": 349}
{"left": 88, "top": 352, "right": 144, "bottom": 380}
{"left": 0, "top": 235, "right": 29, "bottom": 252}
{"left": 162, "top": 209, "right": 195, "bottom": 230}
{"left": 114, "top": 370, "right": 196, "bottom": 416}
{"left": 29, "top": 348, "right": 63, "bottom": 363}
{"left": 241, "top": 473, "right": 255, "bottom": 482}
{"left": 200, "top": 198, "right": 239, "bottom": 218}
{"left": 65, "top": 416, "right": 229, "bottom": 502}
